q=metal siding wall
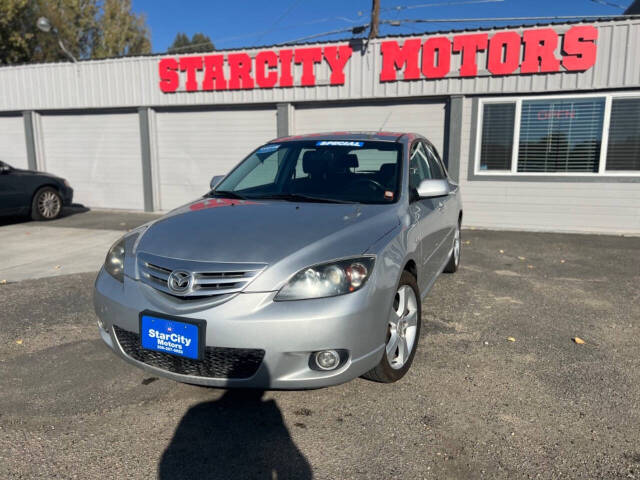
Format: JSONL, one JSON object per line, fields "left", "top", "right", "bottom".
{"left": 458, "top": 97, "right": 640, "bottom": 234}
{"left": 294, "top": 101, "right": 447, "bottom": 154}
{"left": 40, "top": 113, "right": 144, "bottom": 210}
{"left": 155, "top": 108, "right": 277, "bottom": 210}
{"left": 0, "top": 20, "right": 637, "bottom": 111}
{"left": 0, "top": 116, "right": 28, "bottom": 169}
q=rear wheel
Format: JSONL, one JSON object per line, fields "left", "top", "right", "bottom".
{"left": 443, "top": 221, "right": 461, "bottom": 273}
{"left": 31, "top": 187, "right": 62, "bottom": 221}
{"left": 362, "top": 271, "right": 421, "bottom": 383}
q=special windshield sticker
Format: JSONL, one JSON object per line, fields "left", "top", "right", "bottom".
{"left": 257, "top": 144, "right": 280, "bottom": 153}
{"left": 189, "top": 198, "right": 260, "bottom": 211}
{"left": 316, "top": 141, "right": 364, "bottom": 147}
{"left": 384, "top": 190, "right": 394, "bottom": 200}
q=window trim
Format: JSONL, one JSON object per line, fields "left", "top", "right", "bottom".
{"left": 474, "top": 91, "right": 640, "bottom": 177}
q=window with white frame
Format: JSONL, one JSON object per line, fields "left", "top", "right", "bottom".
{"left": 476, "top": 94, "right": 640, "bottom": 175}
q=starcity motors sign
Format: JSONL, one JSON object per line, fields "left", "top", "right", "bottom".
{"left": 158, "top": 26, "right": 597, "bottom": 93}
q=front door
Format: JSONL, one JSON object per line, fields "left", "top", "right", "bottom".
{"left": 407, "top": 141, "right": 442, "bottom": 293}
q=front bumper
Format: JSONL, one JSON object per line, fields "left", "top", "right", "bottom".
{"left": 61, "top": 186, "right": 74, "bottom": 206}
{"left": 93, "top": 268, "right": 391, "bottom": 389}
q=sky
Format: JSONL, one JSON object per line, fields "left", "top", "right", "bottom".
{"left": 131, "top": 0, "right": 633, "bottom": 54}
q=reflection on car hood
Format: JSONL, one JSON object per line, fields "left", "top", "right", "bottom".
{"left": 135, "top": 197, "right": 399, "bottom": 266}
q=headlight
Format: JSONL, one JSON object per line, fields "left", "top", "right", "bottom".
{"left": 275, "top": 257, "right": 375, "bottom": 301}
{"left": 104, "top": 237, "right": 126, "bottom": 282}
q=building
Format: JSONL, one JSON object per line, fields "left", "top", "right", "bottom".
{"left": 0, "top": 17, "right": 638, "bottom": 234}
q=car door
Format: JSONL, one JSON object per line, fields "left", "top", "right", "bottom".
{"left": 424, "top": 142, "right": 458, "bottom": 268}
{"left": 407, "top": 140, "right": 442, "bottom": 293}
{"left": 0, "top": 161, "right": 27, "bottom": 215}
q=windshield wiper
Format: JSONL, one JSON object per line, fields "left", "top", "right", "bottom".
{"left": 253, "top": 193, "right": 357, "bottom": 204}
{"left": 206, "top": 190, "right": 247, "bottom": 200}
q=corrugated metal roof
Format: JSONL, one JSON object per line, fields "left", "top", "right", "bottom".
{"left": 3, "top": 15, "right": 639, "bottom": 67}
{"left": 0, "top": 18, "right": 637, "bottom": 111}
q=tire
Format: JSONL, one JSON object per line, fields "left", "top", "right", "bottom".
{"left": 362, "top": 271, "right": 422, "bottom": 383}
{"left": 31, "top": 187, "right": 63, "bottom": 221}
{"left": 443, "top": 221, "right": 461, "bottom": 274}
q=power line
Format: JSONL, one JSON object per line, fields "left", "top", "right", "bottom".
{"left": 277, "top": 25, "right": 369, "bottom": 45}
{"left": 255, "top": 0, "right": 305, "bottom": 44}
{"left": 590, "top": 0, "right": 626, "bottom": 8}
{"left": 382, "top": 13, "right": 637, "bottom": 25}
{"left": 381, "top": 0, "right": 504, "bottom": 12}
{"left": 210, "top": 15, "right": 362, "bottom": 47}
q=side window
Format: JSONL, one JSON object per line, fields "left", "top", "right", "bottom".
{"left": 425, "top": 144, "right": 446, "bottom": 180}
{"left": 409, "top": 141, "right": 431, "bottom": 192}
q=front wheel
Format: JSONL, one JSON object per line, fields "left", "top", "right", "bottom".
{"left": 31, "top": 187, "right": 62, "bottom": 221}
{"left": 362, "top": 271, "right": 421, "bottom": 383}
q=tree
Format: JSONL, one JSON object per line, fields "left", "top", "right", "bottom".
{"left": 168, "top": 32, "right": 214, "bottom": 54}
{"left": 92, "top": 0, "right": 151, "bottom": 58}
{"left": 0, "top": 0, "right": 151, "bottom": 65}
{"left": 0, "top": 0, "right": 35, "bottom": 65}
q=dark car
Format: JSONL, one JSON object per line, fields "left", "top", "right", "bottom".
{"left": 0, "top": 160, "right": 74, "bottom": 220}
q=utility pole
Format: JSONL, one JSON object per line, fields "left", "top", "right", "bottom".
{"left": 369, "top": 0, "right": 380, "bottom": 38}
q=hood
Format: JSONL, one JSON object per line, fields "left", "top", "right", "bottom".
{"left": 135, "top": 197, "right": 399, "bottom": 268}
{"left": 12, "top": 167, "right": 63, "bottom": 181}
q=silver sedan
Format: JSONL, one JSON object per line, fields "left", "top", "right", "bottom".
{"left": 94, "top": 132, "right": 462, "bottom": 389}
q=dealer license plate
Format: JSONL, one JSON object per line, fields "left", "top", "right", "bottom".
{"left": 139, "top": 312, "right": 204, "bottom": 360}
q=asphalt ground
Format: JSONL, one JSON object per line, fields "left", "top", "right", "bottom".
{"left": 1, "top": 211, "right": 639, "bottom": 479}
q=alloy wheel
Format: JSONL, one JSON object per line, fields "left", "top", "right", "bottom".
{"left": 38, "top": 191, "right": 61, "bottom": 219}
{"left": 386, "top": 285, "right": 419, "bottom": 369}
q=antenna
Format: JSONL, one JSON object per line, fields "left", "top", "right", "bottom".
{"left": 378, "top": 111, "right": 393, "bottom": 132}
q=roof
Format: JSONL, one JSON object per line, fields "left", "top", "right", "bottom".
{"left": 270, "top": 131, "right": 417, "bottom": 143}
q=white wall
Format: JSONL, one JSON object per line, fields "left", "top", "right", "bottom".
{"left": 458, "top": 97, "right": 640, "bottom": 234}
{"left": 0, "top": 115, "right": 28, "bottom": 169}
{"left": 39, "top": 112, "right": 144, "bottom": 210}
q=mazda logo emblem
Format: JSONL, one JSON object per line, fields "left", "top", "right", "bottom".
{"left": 167, "top": 270, "right": 193, "bottom": 293}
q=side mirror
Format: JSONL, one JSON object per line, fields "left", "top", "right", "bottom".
{"left": 210, "top": 175, "right": 224, "bottom": 190}
{"left": 416, "top": 179, "right": 450, "bottom": 199}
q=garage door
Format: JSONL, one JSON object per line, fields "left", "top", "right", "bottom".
{"left": 294, "top": 100, "right": 447, "bottom": 155}
{"left": 0, "top": 115, "right": 28, "bottom": 169}
{"left": 40, "top": 112, "right": 143, "bottom": 210}
{"left": 155, "top": 108, "right": 277, "bottom": 210}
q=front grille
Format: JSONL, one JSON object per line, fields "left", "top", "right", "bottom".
{"left": 113, "top": 326, "right": 265, "bottom": 379}
{"left": 137, "top": 252, "right": 266, "bottom": 299}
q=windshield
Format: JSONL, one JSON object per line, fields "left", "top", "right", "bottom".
{"left": 214, "top": 140, "right": 402, "bottom": 204}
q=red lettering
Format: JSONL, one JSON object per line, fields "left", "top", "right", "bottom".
{"left": 228, "top": 53, "right": 254, "bottom": 90}
{"left": 294, "top": 47, "right": 323, "bottom": 86}
{"left": 452, "top": 34, "right": 488, "bottom": 77}
{"left": 487, "top": 31, "right": 521, "bottom": 75}
{"left": 562, "top": 25, "right": 598, "bottom": 72}
{"left": 158, "top": 58, "right": 179, "bottom": 93}
{"left": 380, "top": 39, "right": 422, "bottom": 81}
{"left": 521, "top": 28, "right": 561, "bottom": 73}
{"left": 323, "top": 45, "right": 353, "bottom": 85}
{"left": 255, "top": 51, "right": 278, "bottom": 88}
{"left": 179, "top": 56, "right": 203, "bottom": 92}
{"left": 202, "top": 55, "right": 227, "bottom": 91}
{"left": 279, "top": 49, "right": 294, "bottom": 87}
{"left": 421, "top": 37, "right": 451, "bottom": 79}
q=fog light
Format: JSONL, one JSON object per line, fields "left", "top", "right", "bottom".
{"left": 97, "top": 318, "right": 106, "bottom": 331}
{"left": 314, "top": 350, "right": 340, "bottom": 371}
